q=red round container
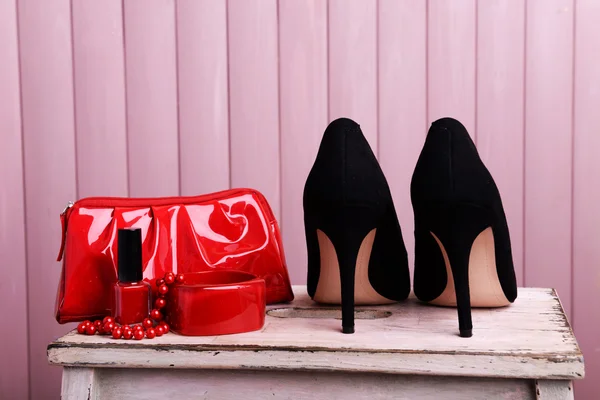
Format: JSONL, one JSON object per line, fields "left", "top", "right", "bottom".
{"left": 164, "top": 271, "right": 266, "bottom": 336}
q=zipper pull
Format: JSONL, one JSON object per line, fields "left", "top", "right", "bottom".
{"left": 57, "top": 201, "right": 74, "bottom": 262}
{"left": 61, "top": 201, "right": 74, "bottom": 215}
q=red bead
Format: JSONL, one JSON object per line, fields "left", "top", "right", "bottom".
{"left": 142, "top": 318, "right": 154, "bottom": 329}
{"left": 102, "top": 316, "right": 114, "bottom": 325}
{"left": 156, "top": 278, "right": 165, "bottom": 287}
{"left": 103, "top": 322, "right": 115, "bottom": 334}
{"left": 158, "top": 284, "right": 169, "bottom": 295}
{"left": 145, "top": 328, "right": 156, "bottom": 339}
{"left": 94, "top": 320, "right": 103, "bottom": 330}
{"left": 155, "top": 326, "right": 165, "bottom": 336}
{"left": 83, "top": 320, "right": 92, "bottom": 327}
{"left": 85, "top": 325, "right": 97, "bottom": 335}
{"left": 112, "top": 327, "right": 123, "bottom": 339}
{"left": 122, "top": 329, "right": 133, "bottom": 340}
{"left": 164, "top": 272, "right": 175, "bottom": 285}
{"left": 133, "top": 329, "right": 145, "bottom": 340}
{"left": 154, "top": 298, "right": 167, "bottom": 309}
{"left": 150, "top": 309, "right": 163, "bottom": 321}
{"left": 161, "top": 323, "right": 170, "bottom": 334}
{"left": 134, "top": 324, "right": 144, "bottom": 331}
{"left": 77, "top": 322, "right": 87, "bottom": 334}
{"left": 176, "top": 274, "right": 185, "bottom": 283}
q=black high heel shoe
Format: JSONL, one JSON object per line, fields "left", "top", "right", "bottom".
{"left": 303, "top": 118, "right": 410, "bottom": 334}
{"left": 411, "top": 117, "right": 518, "bottom": 338}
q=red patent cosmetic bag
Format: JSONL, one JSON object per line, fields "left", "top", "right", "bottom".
{"left": 55, "top": 188, "right": 294, "bottom": 323}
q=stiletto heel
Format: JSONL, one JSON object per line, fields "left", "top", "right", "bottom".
{"left": 327, "top": 211, "right": 362, "bottom": 334}
{"left": 446, "top": 218, "right": 475, "bottom": 338}
{"left": 420, "top": 203, "right": 492, "bottom": 337}
{"left": 411, "top": 117, "right": 517, "bottom": 337}
{"left": 306, "top": 204, "right": 385, "bottom": 334}
{"left": 339, "top": 253, "right": 356, "bottom": 334}
{"left": 304, "top": 118, "right": 410, "bottom": 334}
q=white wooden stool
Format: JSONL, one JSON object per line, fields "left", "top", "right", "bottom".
{"left": 48, "top": 286, "right": 584, "bottom": 399}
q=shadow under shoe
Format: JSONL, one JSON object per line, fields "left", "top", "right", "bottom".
{"left": 304, "top": 117, "right": 410, "bottom": 334}
{"left": 411, "top": 117, "right": 518, "bottom": 338}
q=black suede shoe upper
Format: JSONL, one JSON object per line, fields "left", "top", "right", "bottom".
{"left": 304, "top": 118, "right": 410, "bottom": 301}
{"left": 411, "top": 117, "right": 518, "bottom": 303}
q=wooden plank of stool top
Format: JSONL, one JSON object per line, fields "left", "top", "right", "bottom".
{"left": 48, "top": 286, "right": 584, "bottom": 380}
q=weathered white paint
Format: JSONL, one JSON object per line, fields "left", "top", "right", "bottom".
{"left": 535, "top": 380, "right": 574, "bottom": 400}
{"left": 49, "top": 286, "right": 583, "bottom": 397}
{"left": 61, "top": 367, "right": 96, "bottom": 400}
{"left": 49, "top": 287, "right": 583, "bottom": 378}
{"left": 49, "top": 347, "right": 582, "bottom": 380}
{"left": 94, "top": 368, "right": 537, "bottom": 400}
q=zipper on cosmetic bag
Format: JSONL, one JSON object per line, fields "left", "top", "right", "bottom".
{"left": 56, "top": 188, "right": 256, "bottom": 261}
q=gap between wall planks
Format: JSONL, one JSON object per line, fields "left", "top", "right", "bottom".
{"left": 17, "top": 0, "right": 78, "bottom": 398}
{"left": 177, "top": 0, "right": 230, "bottom": 196}
{"left": 475, "top": 0, "right": 525, "bottom": 286}
{"left": 2, "top": 0, "right": 599, "bottom": 398}
{"left": 378, "top": 0, "right": 427, "bottom": 277}
{"left": 227, "top": 0, "right": 281, "bottom": 220}
{"left": 427, "top": 0, "right": 476, "bottom": 137}
{"left": 572, "top": 0, "right": 600, "bottom": 398}
{"left": 279, "top": 0, "right": 328, "bottom": 284}
{"left": 524, "top": 0, "right": 574, "bottom": 316}
{"left": 124, "top": 0, "right": 180, "bottom": 197}
{"left": 328, "top": 0, "right": 378, "bottom": 150}
{"left": 0, "top": 0, "right": 29, "bottom": 398}
{"left": 72, "top": 0, "right": 128, "bottom": 198}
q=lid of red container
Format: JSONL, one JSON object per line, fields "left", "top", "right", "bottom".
{"left": 117, "top": 228, "right": 143, "bottom": 283}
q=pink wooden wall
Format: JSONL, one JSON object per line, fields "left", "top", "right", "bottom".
{"left": 1, "top": 0, "right": 598, "bottom": 398}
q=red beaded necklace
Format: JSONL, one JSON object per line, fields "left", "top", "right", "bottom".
{"left": 76, "top": 272, "right": 183, "bottom": 340}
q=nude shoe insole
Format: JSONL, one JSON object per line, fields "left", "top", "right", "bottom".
{"left": 429, "top": 227, "right": 510, "bottom": 308}
{"left": 313, "top": 229, "right": 396, "bottom": 305}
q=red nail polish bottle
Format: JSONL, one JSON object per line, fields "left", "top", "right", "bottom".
{"left": 113, "top": 228, "right": 151, "bottom": 325}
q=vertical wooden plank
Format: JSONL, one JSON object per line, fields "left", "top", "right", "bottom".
{"left": 378, "top": 0, "right": 427, "bottom": 274}
{"left": 476, "top": 1, "right": 525, "bottom": 285}
{"left": 177, "top": 0, "right": 230, "bottom": 196}
{"left": 279, "top": 0, "right": 328, "bottom": 283}
{"left": 17, "top": 0, "right": 77, "bottom": 397}
{"left": 328, "top": 0, "right": 377, "bottom": 149}
{"left": 72, "top": 0, "right": 128, "bottom": 197}
{"left": 572, "top": 0, "right": 600, "bottom": 397}
{"left": 535, "top": 380, "right": 574, "bottom": 400}
{"left": 124, "top": 0, "right": 179, "bottom": 197}
{"left": 227, "top": 0, "right": 280, "bottom": 218}
{"left": 524, "top": 0, "right": 573, "bottom": 315}
{"left": 0, "top": 1, "right": 29, "bottom": 398}
{"left": 61, "top": 368, "right": 97, "bottom": 400}
{"left": 427, "top": 0, "right": 476, "bottom": 136}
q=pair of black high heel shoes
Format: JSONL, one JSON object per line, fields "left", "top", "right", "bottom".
{"left": 303, "top": 117, "right": 518, "bottom": 338}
